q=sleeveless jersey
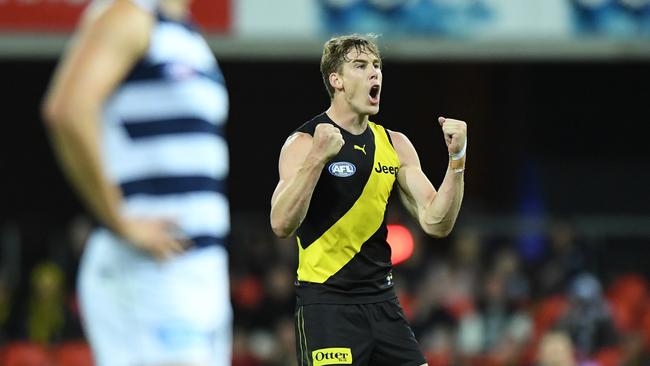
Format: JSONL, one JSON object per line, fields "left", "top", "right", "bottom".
{"left": 101, "top": 12, "right": 229, "bottom": 249}
{"left": 294, "top": 112, "right": 400, "bottom": 304}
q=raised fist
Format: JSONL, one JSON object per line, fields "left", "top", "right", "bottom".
{"left": 438, "top": 117, "right": 467, "bottom": 157}
{"left": 311, "top": 123, "right": 344, "bottom": 162}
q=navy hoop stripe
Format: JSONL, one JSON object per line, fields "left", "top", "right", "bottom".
{"left": 122, "top": 117, "right": 221, "bottom": 139}
{"left": 120, "top": 176, "right": 223, "bottom": 197}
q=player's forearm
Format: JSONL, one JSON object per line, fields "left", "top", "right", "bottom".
{"left": 45, "top": 110, "right": 126, "bottom": 235}
{"left": 398, "top": 187, "right": 419, "bottom": 220}
{"left": 420, "top": 157, "right": 465, "bottom": 237}
{"left": 271, "top": 156, "right": 326, "bottom": 238}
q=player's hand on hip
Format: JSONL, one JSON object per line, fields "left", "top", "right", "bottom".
{"left": 120, "top": 217, "right": 189, "bottom": 261}
{"left": 311, "top": 123, "right": 344, "bottom": 162}
{"left": 438, "top": 117, "right": 467, "bottom": 156}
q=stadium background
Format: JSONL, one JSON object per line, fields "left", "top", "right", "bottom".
{"left": 1, "top": 0, "right": 650, "bottom": 365}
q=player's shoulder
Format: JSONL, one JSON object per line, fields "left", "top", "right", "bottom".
{"left": 384, "top": 128, "right": 415, "bottom": 152}
{"left": 282, "top": 112, "right": 330, "bottom": 152}
{"left": 385, "top": 128, "right": 407, "bottom": 140}
{"left": 279, "top": 130, "right": 314, "bottom": 162}
{"left": 81, "top": 0, "right": 154, "bottom": 31}
{"left": 367, "top": 120, "right": 405, "bottom": 148}
{"left": 293, "top": 112, "right": 332, "bottom": 136}
{"left": 368, "top": 120, "right": 390, "bottom": 137}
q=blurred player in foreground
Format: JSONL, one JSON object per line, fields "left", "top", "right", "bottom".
{"left": 43, "top": 0, "right": 231, "bottom": 364}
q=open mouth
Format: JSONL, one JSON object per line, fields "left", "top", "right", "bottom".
{"left": 369, "top": 85, "right": 380, "bottom": 105}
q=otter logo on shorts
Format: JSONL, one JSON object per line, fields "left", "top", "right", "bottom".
{"left": 312, "top": 348, "right": 352, "bottom": 366}
{"left": 328, "top": 162, "right": 356, "bottom": 177}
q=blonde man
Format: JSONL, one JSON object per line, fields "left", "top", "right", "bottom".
{"left": 271, "top": 34, "right": 468, "bottom": 366}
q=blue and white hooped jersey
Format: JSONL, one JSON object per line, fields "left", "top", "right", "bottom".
{"left": 102, "top": 13, "right": 229, "bottom": 249}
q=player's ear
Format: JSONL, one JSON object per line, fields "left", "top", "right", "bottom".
{"left": 329, "top": 72, "right": 343, "bottom": 91}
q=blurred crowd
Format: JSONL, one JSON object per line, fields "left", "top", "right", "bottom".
{"left": 1, "top": 209, "right": 650, "bottom": 366}
{"left": 319, "top": 0, "right": 650, "bottom": 37}
{"left": 228, "top": 210, "right": 650, "bottom": 366}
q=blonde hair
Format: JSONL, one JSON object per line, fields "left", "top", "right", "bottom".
{"left": 320, "top": 34, "right": 382, "bottom": 99}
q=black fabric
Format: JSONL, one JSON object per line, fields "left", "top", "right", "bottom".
{"left": 292, "top": 112, "right": 397, "bottom": 304}
{"left": 295, "top": 298, "right": 426, "bottom": 366}
{"left": 295, "top": 217, "right": 395, "bottom": 305}
{"left": 294, "top": 113, "right": 375, "bottom": 248}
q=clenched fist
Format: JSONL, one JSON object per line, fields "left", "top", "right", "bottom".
{"left": 311, "top": 123, "right": 344, "bottom": 162}
{"left": 438, "top": 117, "right": 467, "bottom": 157}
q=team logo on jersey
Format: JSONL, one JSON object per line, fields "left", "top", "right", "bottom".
{"left": 328, "top": 162, "right": 356, "bottom": 177}
{"left": 386, "top": 272, "right": 394, "bottom": 287}
{"left": 312, "top": 348, "right": 352, "bottom": 366}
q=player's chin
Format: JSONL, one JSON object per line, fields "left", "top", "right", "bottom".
{"left": 366, "top": 105, "right": 380, "bottom": 115}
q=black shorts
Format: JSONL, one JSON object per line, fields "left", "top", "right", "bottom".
{"left": 294, "top": 298, "right": 426, "bottom": 366}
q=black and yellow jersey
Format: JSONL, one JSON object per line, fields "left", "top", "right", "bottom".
{"left": 294, "top": 112, "right": 400, "bottom": 305}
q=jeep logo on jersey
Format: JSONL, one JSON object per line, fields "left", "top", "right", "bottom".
{"left": 374, "top": 161, "right": 399, "bottom": 176}
{"left": 312, "top": 348, "right": 352, "bottom": 366}
{"left": 328, "top": 162, "right": 356, "bottom": 177}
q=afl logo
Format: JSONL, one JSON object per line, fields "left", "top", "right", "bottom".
{"left": 328, "top": 162, "right": 356, "bottom": 177}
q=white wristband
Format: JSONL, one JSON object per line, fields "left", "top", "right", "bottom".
{"left": 450, "top": 138, "right": 467, "bottom": 160}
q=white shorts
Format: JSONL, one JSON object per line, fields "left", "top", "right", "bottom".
{"left": 78, "top": 229, "right": 232, "bottom": 366}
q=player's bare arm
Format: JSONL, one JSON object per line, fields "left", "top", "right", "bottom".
{"left": 271, "top": 123, "right": 344, "bottom": 238}
{"left": 42, "top": 0, "right": 185, "bottom": 260}
{"left": 391, "top": 117, "right": 467, "bottom": 238}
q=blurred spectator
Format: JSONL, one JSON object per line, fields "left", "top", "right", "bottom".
{"left": 410, "top": 262, "right": 461, "bottom": 336}
{"left": 535, "top": 331, "right": 578, "bottom": 366}
{"left": 51, "top": 215, "right": 92, "bottom": 341}
{"left": 64, "top": 215, "right": 92, "bottom": 279}
{"left": 27, "top": 261, "right": 66, "bottom": 344}
{"left": 493, "top": 246, "right": 531, "bottom": 307}
{"left": 606, "top": 273, "right": 649, "bottom": 333}
{"left": 457, "top": 268, "right": 532, "bottom": 365}
{"left": 1, "top": 221, "right": 21, "bottom": 343}
{"left": 420, "top": 324, "right": 455, "bottom": 366}
{"left": 232, "top": 273, "right": 265, "bottom": 330}
{"left": 232, "top": 327, "right": 262, "bottom": 366}
{"left": 619, "top": 331, "right": 650, "bottom": 366}
{"left": 257, "top": 264, "right": 295, "bottom": 330}
{"left": 248, "top": 328, "right": 278, "bottom": 365}
{"left": 230, "top": 217, "right": 298, "bottom": 365}
{"left": 555, "top": 272, "right": 619, "bottom": 359}
{"left": 0, "top": 274, "right": 10, "bottom": 344}
{"left": 537, "top": 221, "right": 589, "bottom": 298}
{"left": 449, "top": 228, "right": 483, "bottom": 304}
{"left": 267, "top": 317, "right": 298, "bottom": 366}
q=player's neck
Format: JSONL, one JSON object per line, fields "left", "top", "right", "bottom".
{"left": 326, "top": 104, "right": 368, "bottom": 136}
{"left": 159, "top": 0, "right": 190, "bottom": 21}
